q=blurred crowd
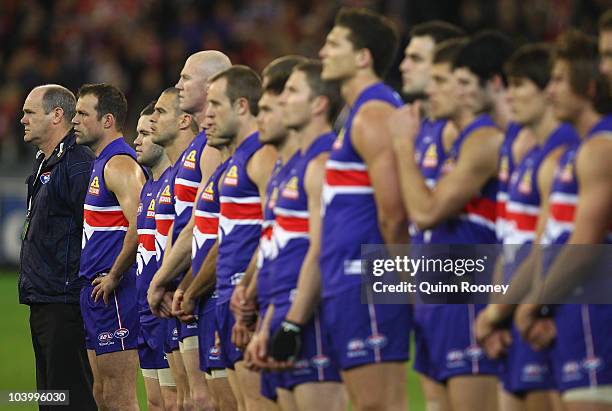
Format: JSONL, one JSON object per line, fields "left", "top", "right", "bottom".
{"left": 0, "top": 0, "right": 609, "bottom": 167}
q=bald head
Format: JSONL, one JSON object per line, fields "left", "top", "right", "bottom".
{"left": 176, "top": 50, "right": 232, "bottom": 116}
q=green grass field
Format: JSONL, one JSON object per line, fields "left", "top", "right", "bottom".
{"left": 0, "top": 272, "right": 425, "bottom": 410}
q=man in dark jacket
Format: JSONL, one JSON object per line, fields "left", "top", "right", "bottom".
{"left": 19, "top": 84, "right": 97, "bottom": 410}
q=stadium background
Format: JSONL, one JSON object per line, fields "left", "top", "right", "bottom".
{"left": 0, "top": 0, "right": 609, "bottom": 409}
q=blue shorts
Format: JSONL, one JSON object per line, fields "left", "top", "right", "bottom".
{"left": 198, "top": 296, "right": 224, "bottom": 373}
{"left": 163, "top": 318, "right": 180, "bottom": 354}
{"left": 180, "top": 316, "right": 199, "bottom": 341}
{"left": 501, "top": 326, "right": 555, "bottom": 394}
{"left": 261, "top": 371, "right": 280, "bottom": 401}
{"left": 215, "top": 300, "right": 243, "bottom": 368}
{"left": 321, "top": 285, "right": 411, "bottom": 370}
{"left": 436, "top": 304, "right": 501, "bottom": 382}
{"left": 553, "top": 304, "right": 612, "bottom": 392}
{"left": 138, "top": 315, "right": 169, "bottom": 369}
{"left": 81, "top": 273, "right": 139, "bottom": 355}
{"left": 413, "top": 305, "right": 446, "bottom": 380}
{"left": 271, "top": 303, "right": 342, "bottom": 389}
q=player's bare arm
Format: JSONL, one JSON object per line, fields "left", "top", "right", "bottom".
{"left": 353, "top": 101, "right": 409, "bottom": 244}
{"left": 92, "top": 155, "right": 146, "bottom": 304}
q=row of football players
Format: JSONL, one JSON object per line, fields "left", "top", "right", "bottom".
{"left": 74, "top": 6, "right": 612, "bottom": 411}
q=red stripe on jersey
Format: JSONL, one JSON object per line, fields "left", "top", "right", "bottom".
{"left": 84, "top": 209, "right": 128, "bottom": 228}
{"left": 220, "top": 202, "right": 263, "bottom": 220}
{"left": 496, "top": 201, "right": 506, "bottom": 221}
{"left": 325, "top": 169, "right": 371, "bottom": 187}
{"left": 156, "top": 219, "right": 173, "bottom": 236}
{"left": 465, "top": 197, "right": 496, "bottom": 223}
{"left": 276, "top": 215, "right": 309, "bottom": 233}
{"left": 174, "top": 184, "right": 198, "bottom": 203}
{"left": 550, "top": 202, "right": 575, "bottom": 223}
{"left": 505, "top": 211, "right": 538, "bottom": 232}
{"left": 139, "top": 234, "right": 156, "bottom": 251}
{"left": 262, "top": 225, "right": 273, "bottom": 240}
{"left": 195, "top": 216, "right": 219, "bottom": 235}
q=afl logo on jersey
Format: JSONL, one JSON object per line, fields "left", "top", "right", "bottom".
{"left": 40, "top": 172, "right": 51, "bottom": 184}
{"left": 89, "top": 176, "right": 100, "bottom": 195}
{"left": 224, "top": 165, "right": 238, "bottom": 186}
{"left": 183, "top": 150, "right": 197, "bottom": 170}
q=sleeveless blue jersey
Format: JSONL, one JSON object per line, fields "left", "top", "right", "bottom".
{"left": 137, "top": 173, "right": 167, "bottom": 318}
{"left": 173, "top": 130, "right": 207, "bottom": 241}
{"left": 271, "top": 133, "right": 335, "bottom": 307}
{"left": 496, "top": 123, "right": 522, "bottom": 242}
{"left": 256, "top": 152, "right": 301, "bottom": 308}
{"left": 320, "top": 83, "right": 402, "bottom": 298}
{"left": 216, "top": 133, "right": 264, "bottom": 304}
{"left": 80, "top": 138, "right": 138, "bottom": 280}
{"left": 429, "top": 114, "right": 499, "bottom": 244}
{"left": 502, "top": 124, "right": 579, "bottom": 282}
{"left": 411, "top": 118, "right": 448, "bottom": 244}
{"left": 154, "top": 164, "right": 179, "bottom": 265}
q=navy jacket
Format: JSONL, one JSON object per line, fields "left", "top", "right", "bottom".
{"left": 19, "top": 131, "right": 94, "bottom": 304}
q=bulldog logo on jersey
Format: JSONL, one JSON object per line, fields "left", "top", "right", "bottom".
{"left": 159, "top": 185, "right": 172, "bottom": 204}
{"left": 183, "top": 149, "right": 197, "bottom": 170}
{"left": 88, "top": 176, "right": 100, "bottom": 195}
{"left": 281, "top": 176, "right": 299, "bottom": 199}
{"left": 147, "top": 199, "right": 155, "bottom": 218}
{"left": 333, "top": 128, "right": 345, "bottom": 150}
{"left": 499, "top": 156, "right": 510, "bottom": 182}
{"left": 422, "top": 144, "right": 438, "bottom": 168}
{"left": 202, "top": 181, "right": 215, "bottom": 201}
{"left": 224, "top": 165, "right": 238, "bottom": 186}
{"left": 40, "top": 172, "right": 51, "bottom": 184}
{"left": 137, "top": 202, "right": 143, "bottom": 216}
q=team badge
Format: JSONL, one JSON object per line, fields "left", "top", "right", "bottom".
{"left": 183, "top": 150, "right": 197, "bottom": 170}
{"left": 147, "top": 199, "right": 156, "bottom": 218}
{"left": 518, "top": 169, "right": 532, "bottom": 194}
{"left": 202, "top": 181, "right": 215, "bottom": 201}
{"left": 137, "top": 202, "right": 143, "bottom": 216}
{"left": 499, "top": 156, "right": 509, "bottom": 182}
{"left": 224, "top": 165, "right": 238, "bottom": 186}
{"left": 159, "top": 185, "right": 172, "bottom": 204}
{"left": 88, "top": 176, "right": 100, "bottom": 195}
{"left": 40, "top": 172, "right": 51, "bottom": 184}
{"left": 422, "top": 144, "right": 438, "bottom": 168}
{"left": 281, "top": 176, "right": 299, "bottom": 199}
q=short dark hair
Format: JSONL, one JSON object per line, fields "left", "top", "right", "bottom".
{"left": 554, "top": 29, "right": 612, "bottom": 114}
{"left": 433, "top": 38, "right": 468, "bottom": 65}
{"left": 505, "top": 43, "right": 552, "bottom": 90}
{"left": 40, "top": 85, "right": 76, "bottom": 125}
{"left": 160, "top": 87, "right": 181, "bottom": 114}
{"left": 209, "top": 65, "right": 262, "bottom": 116}
{"left": 77, "top": 83, "right": 128, "bottom": 131}
{"left": 410, "top": 20, "right": 465, "bottom": 45}
{"left": 599, "top": 9, "right": 612, "bottom": 32}
{"left": 335, "top": 7, "right": 399, "bottom": 78}
{"left": 454, "top": 30, "right": 514, "bottom": 85}
{"left": 140, "top": 100, "right": 157, "bottom": 116}
{"left": 293, "top": 60, "right": 342, "bottom": 124}
{"left": 262, "top": 55, "right": 308, "bottom": 94}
